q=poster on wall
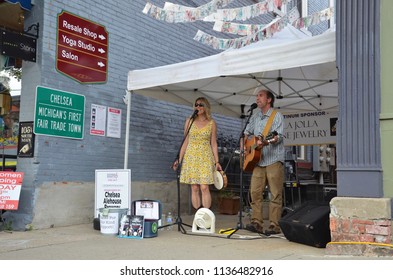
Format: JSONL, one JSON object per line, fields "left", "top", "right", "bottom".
{"left": 17, "top": 122, "right": 35, "bottom": 157}
{"left": 0, "top": 171, "right": 24, "bottom": 210}
{"left": 90, "top": 104, "right": 106, "bottom": 136}
{"left": 94, "top": 169, "right": 131, "bottom": 217}
{"left": 106, "top": 107, "right": 121, "bottom": 138}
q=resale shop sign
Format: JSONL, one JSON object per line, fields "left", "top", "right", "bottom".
{"left": 34, "top": 86, "right": 85, "bottom": 139}
{"left": 56, "top": 11, "right": 109, "bottom": 83}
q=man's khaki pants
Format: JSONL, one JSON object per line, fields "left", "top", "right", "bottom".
{"left": 249, "top": 162, "right": 284, "bottom": 228}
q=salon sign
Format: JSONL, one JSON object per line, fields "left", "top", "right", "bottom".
{"left": 0, "top": 172, "right": 24, "bottom": 210}
{"left": 56, "top": 11, "right": 108, "bottom": 83}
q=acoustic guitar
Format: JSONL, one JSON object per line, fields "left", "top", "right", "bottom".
{"left": 243, "top": 131, "right": 278, "bottom": 173}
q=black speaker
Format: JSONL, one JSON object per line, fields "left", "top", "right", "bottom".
{"left": 279, "top": 201, "right": 331, "bottom": 248}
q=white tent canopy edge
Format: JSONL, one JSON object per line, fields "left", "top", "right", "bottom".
{"left": 127, "top": 27, "right": 336, "bottom": 117}
{"left": 127, "top": 27, "right": 336, "bottom": 91}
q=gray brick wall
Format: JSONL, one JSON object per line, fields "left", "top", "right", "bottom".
{"left": 19, "top": 0, "right": 243, "bottom": 185}
{"left": 8, "top": 0, "right": 250, "bottom": 230}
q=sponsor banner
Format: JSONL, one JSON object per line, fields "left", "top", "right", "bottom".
{"left": 283, "top": 110, "right": 337, "bottom": 146}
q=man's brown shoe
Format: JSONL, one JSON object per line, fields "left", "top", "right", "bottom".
{"left": 245, "top": 222, "right": 264, "bottom": 234}
{"left": 264, "top": 225, "right": 281, "bottom": 235}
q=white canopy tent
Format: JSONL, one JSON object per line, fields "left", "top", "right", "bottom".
{"left": 124, "top": 26, "right": 337, "bottom": 166}
{"left": 127, "top": 26, "right": 336, "bottom": 116}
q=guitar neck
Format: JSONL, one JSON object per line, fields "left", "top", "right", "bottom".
{"left": 259, "top": 131, "right": 278, "bottom": 142}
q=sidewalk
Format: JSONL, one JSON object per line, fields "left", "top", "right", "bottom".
{"left": 0, "top": 214, "right": 388, "bottom": 260}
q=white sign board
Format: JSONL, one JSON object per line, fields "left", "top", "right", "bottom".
{"left": 134, "top": 200, "right": 160, "bottom": 220}
{"left": 106, "top": 107, "right": 122, "bottom": 138}
{"left": 283, "top": 110, "right": 338, "bottom": 146}
{"left": 94, "top": 169, "right": 131, "bottom": 217}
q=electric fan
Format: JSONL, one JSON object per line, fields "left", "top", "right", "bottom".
{"left": 192, "top": 208, "right": 216, "bottom": 234}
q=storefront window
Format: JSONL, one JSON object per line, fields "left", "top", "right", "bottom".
{"left": 0, "top": 111, "right": 19, "bottom": 171}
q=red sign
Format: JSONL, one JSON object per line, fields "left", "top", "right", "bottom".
{"left": 0, "top": 172, "right": 24, "bottom": 210}
{"left": 56, "top": 11, "right": 108, "bottom": 83}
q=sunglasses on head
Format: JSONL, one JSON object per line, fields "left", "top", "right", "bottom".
{"left": 195, "top": 103, "right": 204, "bottom": 107}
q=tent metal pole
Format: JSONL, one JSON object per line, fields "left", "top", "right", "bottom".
{"left": 123, "top": 90, "right": 132, "bottom": 169}
{"left": 278, "top": 69, "right": 282, "bottom": 97}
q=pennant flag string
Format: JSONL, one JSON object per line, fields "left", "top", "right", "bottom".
{"left": 194, "top": 6, "right": 334, "bottom": 50}
{"left": 143, "top": 0, "right": 291, "bottom": 23}
{"left": 213, "top": 20, "right": 267, "bottom": 36}
{"left": 211, "top": 3, "right": 298, "bottom": 36}
{"left": 292, "top": 7, "right": 334, "bottom": 29}
{"left": 142, "top": 1, "right": 334, "bottom": 50}
{"left": 143, "top": 0, "right": 233, "bottom": 23}
{"left": 212, "top": 0, "right": 290, "bottom": 22}
{"left": 163, "top": 0, "right": 233, "bottom": 12}
{"left": 194, "top": 11, "right": 291, "bottom": 50}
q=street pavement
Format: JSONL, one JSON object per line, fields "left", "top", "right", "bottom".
{"left": 1, "top": 213, "right": 391, "bottom": 260}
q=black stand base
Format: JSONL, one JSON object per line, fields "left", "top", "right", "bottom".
{"left": 221, "top": 222, "right": 242, "bottom": 238}
{"left": 219, "top": 220, "right": 269, "bottom": 238}
{"left": 159, "top": 216, "right": 192, "bottom": 234}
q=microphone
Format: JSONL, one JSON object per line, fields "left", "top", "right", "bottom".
{"left": 247, "top": 103, "right": 258, "bottom": 112}
{"left": 191, "top": 109, "right": 199, "bottom": 118}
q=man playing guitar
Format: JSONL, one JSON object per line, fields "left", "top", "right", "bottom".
{"left": 243, "top": 88, "right": 285, "bottom": 235}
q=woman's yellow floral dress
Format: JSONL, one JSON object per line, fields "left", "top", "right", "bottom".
{"left": 180, "top": 120, "right": 215, "bottom": 185}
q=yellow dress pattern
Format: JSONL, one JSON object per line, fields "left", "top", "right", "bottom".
{"left": 180, "top": 120, "right": 215, "bottom": 185}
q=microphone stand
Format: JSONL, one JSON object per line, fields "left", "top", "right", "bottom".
{"left": 159, "top": 113, "right": 197, "bottom": 233}
{"left": 221, "top": 108, "right": 255, "bottom": 238}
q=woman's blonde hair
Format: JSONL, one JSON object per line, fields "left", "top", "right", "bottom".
{"left": 194, "top": 97, "right": 212, "bottom": 120}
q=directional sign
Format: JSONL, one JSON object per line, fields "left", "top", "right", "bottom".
{"left": 56, "top": 11, "right": 108, "bottom": 83}
{"left": 34, "top": 86, "right": 85, "bottom": 139}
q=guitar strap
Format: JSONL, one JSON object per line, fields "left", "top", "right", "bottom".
{"left": 261, "top": 109, "right": 277, "bottom": 138}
